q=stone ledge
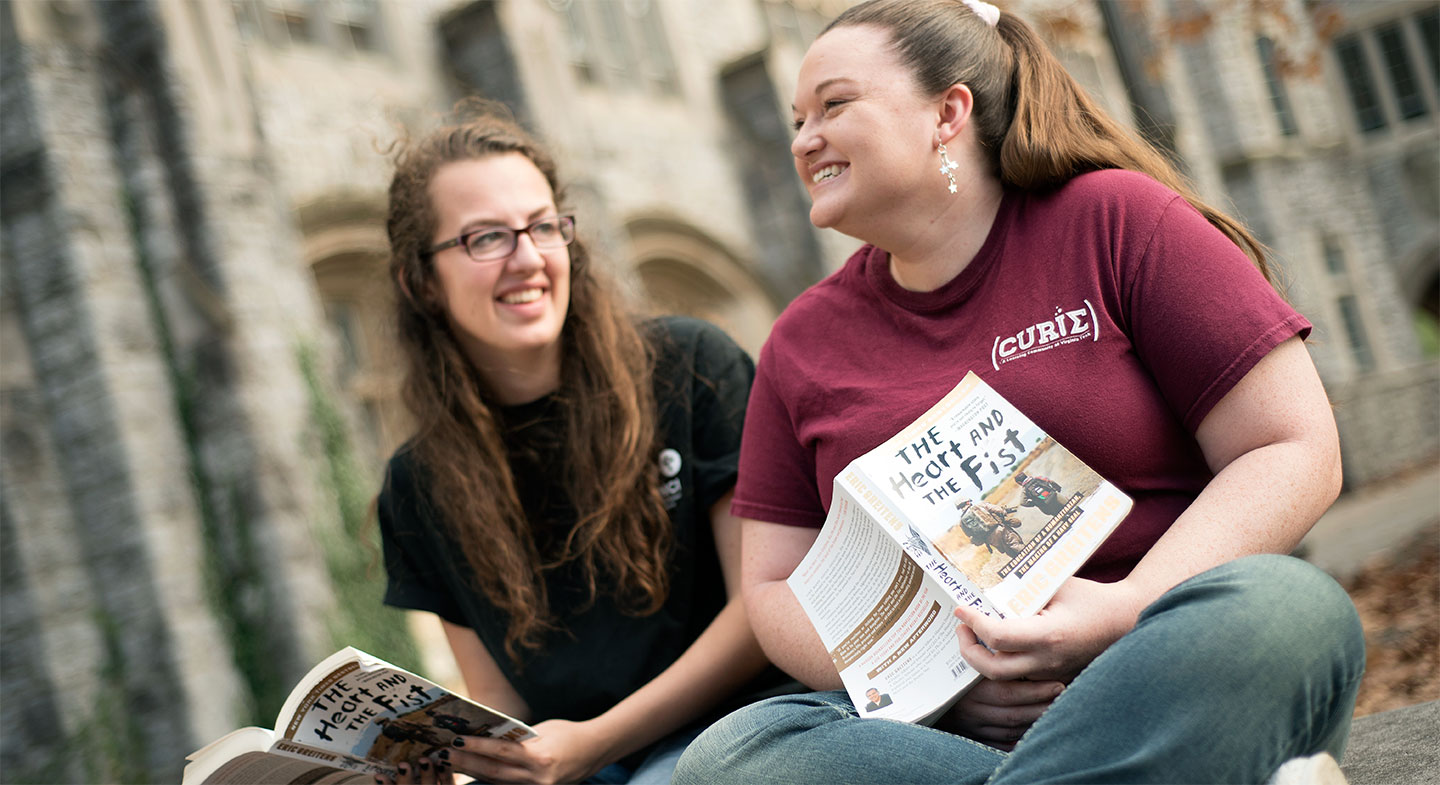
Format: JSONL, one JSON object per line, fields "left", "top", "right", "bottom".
{"left": 1341, "top": 700, "right": 1438, "bottom": 785}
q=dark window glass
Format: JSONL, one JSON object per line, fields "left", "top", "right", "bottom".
{"left": 1322, "top": 238, "right": 1347, "bottom": 276}
{"left": 636, "top": 3, "right": 679, "bottom": 95}
{"left": 1257, "top": 37, "right": 1298, "bottom": 136}
{"left": 1418, "top": 8, "right": 1439, "bottom": 90}
{"left": 339, "top": 22, "right": 371, "bottom": 51}
{"left": 1338, "top": 295, "right": 1375, "bottom": 371}
{"left": 561, "top": 1, "right": 597, "bottom": 83}
{"left": 1377, "top": 23, "right": 1428, "bottom": 119}
{"left": 1335, "top": 34, "right": 1388, "bottom": 132}
{"left": 277, "top": 8, "right": 311, "bottom": 43}
{"left": 595, "top": 0, "right": 637, "bottom": 85}
{"left": 331, "top": 0, "right": 382, "bottom": 53}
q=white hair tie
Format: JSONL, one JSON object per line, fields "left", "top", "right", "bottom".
{"left": 961, "top": 0, "right": 1001, "bottom": 27}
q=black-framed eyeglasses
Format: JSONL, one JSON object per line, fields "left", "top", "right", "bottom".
{"left": 425, "top": 215, "right": 576, "bottom": 262}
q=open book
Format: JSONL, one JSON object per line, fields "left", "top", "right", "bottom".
{"left": 788, "top": 372, "right": 1132, "bottom": 724}
{"left": 182, "top": 647, "right": 536, "bottom": 785}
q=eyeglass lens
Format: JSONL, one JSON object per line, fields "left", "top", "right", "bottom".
{"left": 464, "top": 216, "right": 574, "bottom": 260}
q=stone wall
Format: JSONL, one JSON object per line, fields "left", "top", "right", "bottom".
{"left": 1331, "top": 362, "right": 1440, "bottom": 488}
{"left": 2, "top": 0, "right": 347, "bottom": 778}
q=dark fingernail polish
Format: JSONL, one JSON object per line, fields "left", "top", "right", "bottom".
{"left": 452, "top": 737, "right": 465, "bottom": 748}
{"left": 397, "top": 764, "right": 409, "bottom": 775}
{"left": 438, "top": 749, "right": 450, "bottom": 761}
{"left": 419, "top": 759, "right": 430, "bottom": 771}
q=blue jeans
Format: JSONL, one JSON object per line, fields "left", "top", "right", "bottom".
{"left": 587, "top": 721, "right": 708, "bottom": 784}
{"left": 674, "top": 555, "right": 1365, "bottom": 784}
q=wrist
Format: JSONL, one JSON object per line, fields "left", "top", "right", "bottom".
{"left": 1109, "top": 577, "right": 1153, "bottom": 631}
{"left": 581, "top": 711, "right": 638, "bottom": 767}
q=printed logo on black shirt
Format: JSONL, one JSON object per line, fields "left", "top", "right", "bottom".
{"left": 658, "top": 448, "right": 683, "bottom": 509}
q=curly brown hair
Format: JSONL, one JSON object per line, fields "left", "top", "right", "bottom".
{"left": 383, "top": 108, "right": 671, "bottom": 665}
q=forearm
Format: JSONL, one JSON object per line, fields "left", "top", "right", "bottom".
{"left": 1124, "top": 437, "right": 1341, "bottom": 611}
{"left": 1117, "top": 337, "right": 1342, "bottom": 613}
{"left": 584, "top": 597, "right": 771, "bottom": 765}
{"left": 746, "top": 579, "right": 842, "bottom": 690}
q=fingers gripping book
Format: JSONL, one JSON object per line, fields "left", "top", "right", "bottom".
{"left": 787, "top": 372, "right": 1132, "bottom": 724}
{"left": 182, "top": 647, "right": 536, "bottom": 785}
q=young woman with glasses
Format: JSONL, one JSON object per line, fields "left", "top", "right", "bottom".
{"left": 375, "top": 110, "right": 775, "bottom": 785}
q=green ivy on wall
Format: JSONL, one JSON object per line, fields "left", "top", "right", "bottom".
{"left": 296, "top": 343, "right": 420, "bottom": 672}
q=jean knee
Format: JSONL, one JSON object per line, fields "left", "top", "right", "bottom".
{"left": 674, "top": 693, "right": 851, "bottom": 785}
{"left": 1158, "top": 555, "right": 1365, "bottom": 682}
{"left": 1226, "top": 556, "right": 1360, "bottom": 639}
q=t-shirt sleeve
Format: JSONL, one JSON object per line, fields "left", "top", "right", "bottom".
{"left": 376, "top": 455, "right": 467, "bottom": 625}
{"left": 731, "top": 342, "right": 826, "bottom": 526}
{"left": 1122, "top": 194, "right": 1311, "bottom": 433}
{"left": 685, "top": 321, "right": 756, "bottom": 513}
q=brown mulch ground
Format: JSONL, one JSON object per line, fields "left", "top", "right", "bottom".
{"left": 1342, "top": 529, "right": 1440, "bottom": 717}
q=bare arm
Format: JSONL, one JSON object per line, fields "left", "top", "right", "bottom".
{"left": 1125, "top": 335, "right": 1341, "bottom": 596}
{"left": 741, "top": 518, "right": 841, "bottom": 690}
{"left": 956, "top": 336, "right": 1342, "bottom": 679}
{"left": 441, "top": 619, "right": 531, "bottom": 721}
{"left": 576, "top": 490, "right": 771, "bottom": 756}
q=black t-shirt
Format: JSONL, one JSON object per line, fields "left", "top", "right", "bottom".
{"left": 377, "top": 317, "right": 754, "bottom": 723}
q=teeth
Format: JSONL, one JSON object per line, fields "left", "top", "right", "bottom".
{"left": 812, "top": 164, "right": 845, "bottom": 184}
{"left": 499, "top": 288, "right": 542, "bottom": 304}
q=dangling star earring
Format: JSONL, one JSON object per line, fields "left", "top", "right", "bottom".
{"left": 938, "top": 142, "right": 959, "bottom": 194}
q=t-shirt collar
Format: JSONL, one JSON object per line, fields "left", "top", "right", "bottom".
{"left": 863, "top": 188, "right": 1017, "bottom": 314}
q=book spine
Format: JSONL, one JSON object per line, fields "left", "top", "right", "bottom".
{"left": 846, "top": 471, "right": 1003, "bottom": 620}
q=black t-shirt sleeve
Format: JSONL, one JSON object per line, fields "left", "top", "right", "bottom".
{"left": 377, "top": 453, "right": 467, "bottom": 625}
{"left": 666, "top": 318, "right": 755, "bottom": 512}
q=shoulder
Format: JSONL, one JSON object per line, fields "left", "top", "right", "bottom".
{"left": 762, "top": 245, "right": 873, "bottom": 364}
{"left": 644, "top": 316, "right": 755, "bottom": 405}
{"left": 1059, "top": 169, "right": 1180, "bottom": 205}
{"left": 1013, "top": 170, "right": 1192, "bottom": 260}
{"left": 379, "top": 443, "right": 426, "bottom": 503}
{"left": 644, "top": 315, "right": 751, "bottom": 372}
{"left": 376, "top": 444, "right": 436, "bottom": 533}
{"left": 645, "top": 314, "right": 739, "bottom": 352}
{"left": 1032, "top": 169, "right": 1185, "bottom": 228}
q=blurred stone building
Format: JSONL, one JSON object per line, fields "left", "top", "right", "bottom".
{"left": 2, "top": 0, "right": 1435, "bottom": 780}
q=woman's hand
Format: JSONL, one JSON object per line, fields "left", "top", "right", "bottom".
{"left": 955, "top": 576, "right": 1147, "bottom": 683}
{"left": 938, "top": 577, "right": 1145, "bottom": 749}
{"left": 936, "top": 677, "right": 1064, "bottom": 750}
{"left": 442, "top": 718, "right": 614, "bottom": 785}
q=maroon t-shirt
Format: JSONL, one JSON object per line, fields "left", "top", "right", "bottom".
{"left": 733, "top": 169, "right": 1310, "bottom": 582}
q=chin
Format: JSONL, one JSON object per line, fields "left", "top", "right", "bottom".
{"left": 809, "top": 203, "right": 840, "bottom": 230}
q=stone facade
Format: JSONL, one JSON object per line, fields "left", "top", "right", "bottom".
{"left": 1, "top": 0, "right": 1435, "bottom": 780}
{"left": 1145, "top": 0, "right": 1440, "bottom": 486}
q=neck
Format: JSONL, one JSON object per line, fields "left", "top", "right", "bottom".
{"left": 466, "top": 343, "right": 564, "bottom": 406}
{"left": 883, "top": 174, "right": 1005, "bottom": 292}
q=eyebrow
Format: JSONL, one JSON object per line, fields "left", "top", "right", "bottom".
{"left": 791, "top": 77, "right": 860, "bottom": 113}
{"left": 457, "top": 205, "right": 556, "bottom": 234}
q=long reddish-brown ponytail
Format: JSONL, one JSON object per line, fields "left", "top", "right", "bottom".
{"left": 826, "top": 0, "right": 1273, "bottom": 280}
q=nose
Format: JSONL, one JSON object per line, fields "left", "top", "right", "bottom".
{"left": 504, "top": 232, "right": 547, "bottom": 273}
{"left": 791, "top": 120, "right": 821, "bottom": 160}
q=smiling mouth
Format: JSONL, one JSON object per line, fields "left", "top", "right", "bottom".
{"left": 812, "top": 164, "right": 847, "bottom": 184}
{"left": 499, "top": 288, "right": 543, "bottom": 305}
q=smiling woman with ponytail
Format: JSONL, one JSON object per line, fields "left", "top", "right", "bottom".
{"left": 675, "top": 2, "right": 1362, "bottom": 783}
